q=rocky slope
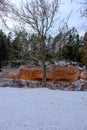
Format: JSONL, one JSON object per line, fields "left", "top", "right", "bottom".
{"left": 5, "top": 64, "right": 87, "bottom": 82}
{"left": 0, "top": 78, "right": 87, "bottom": 91}
{"left": 0, "top": 64, "right": 87, "bottom": 91}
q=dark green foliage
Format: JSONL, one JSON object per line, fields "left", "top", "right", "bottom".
{"left": 53, "top": 27, "right": 84, "bottom": 63}
{"left": 0, "top": 30, "right": 10, "bottom": 68}
{"left": 62, "top": 31, "right": 83, "bottom": 62}
{"left": 8, "top": 30, "right": 31, "bottom": 67}
{"left": 0, "top": 28, "right": 84, "bottom": 68}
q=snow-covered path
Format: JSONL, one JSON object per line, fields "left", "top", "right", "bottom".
{"left": 0, "top": 87, "right": 87, "bottom": 130}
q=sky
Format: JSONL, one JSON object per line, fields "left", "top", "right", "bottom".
{"left": 59, "top": 0, "right": 87, "bottom": 35}
{"left": 0, "top": 0, "right": 87, "bottom": 36}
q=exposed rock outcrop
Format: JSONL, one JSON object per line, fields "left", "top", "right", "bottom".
{"left": 2, "top": 63, "right": 87, "bottom": 83}
{"left": 47, "top": 65, "right": 81, "bottom": 82}
{"left": 6, "top": 64, "right": 83, "bottom": 82}
{"left": 7, "top": 65, "right": 42, "bottom": 80}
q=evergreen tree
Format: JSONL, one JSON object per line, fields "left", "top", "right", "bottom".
{"left": 53, "top": 27, "right": 83, "bottom": 63}
{"left": 0, "top": 30, "right": 10, "bottom": 68}
{"left": 9, "top": 30, "right": 30, "bottom": 66}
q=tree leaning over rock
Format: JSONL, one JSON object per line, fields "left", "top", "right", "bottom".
{"left": 11, "top": 0, "right": 60, "bottom": 87}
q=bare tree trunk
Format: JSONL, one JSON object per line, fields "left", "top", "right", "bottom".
{"left": 39, "top": 35, "right": 47, "bottom": 87}
{"left": 41, "top": 60, "right": 46, "bottom": 87}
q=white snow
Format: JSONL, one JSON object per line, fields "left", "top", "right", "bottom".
{"left": 0, "top": 87, "right": 87, "bottom": 130}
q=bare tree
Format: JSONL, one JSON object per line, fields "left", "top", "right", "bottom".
{"left": 0, "top": 0, "right": 10, "bottom": 14}
{"left": 11, "top": 0, "right": 60, "bottom": 87}
{"left": 0, "top": 0, "right": 11, "bottom": 26}
{"left": 71, "top": 0, "right": 87, "bottom": 17}
{"left": 0, "top": 0, "right": 5, "bottom": 10}
{"left": 80, "top": 0, "right": 87, "bottom": 17}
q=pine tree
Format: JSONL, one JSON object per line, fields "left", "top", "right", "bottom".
{"left": 0, "top": 30, "right": 10, "bottom": 68}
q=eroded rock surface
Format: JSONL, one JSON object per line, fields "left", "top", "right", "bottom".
{"left": 6, "top": 64, "right": 84, "bottom": 82}
{"left": 47, "top": 65, "right": 81, "bottom": 82}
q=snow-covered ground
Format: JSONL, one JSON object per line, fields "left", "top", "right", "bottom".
{"left": 0, "top": 87, "right": 87, "bottom": 130}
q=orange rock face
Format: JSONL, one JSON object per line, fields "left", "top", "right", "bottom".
{"left": 10, "top": 65, "right": 42, "bottom": 80}
{"left": 8, "top": 64, "right": 82, "bottom": 82}
{"left": 47, "top": 65, "right": 80, "bottom": 82}
{"left": 18, "top": 69, "right": 42, "bottom": 80}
